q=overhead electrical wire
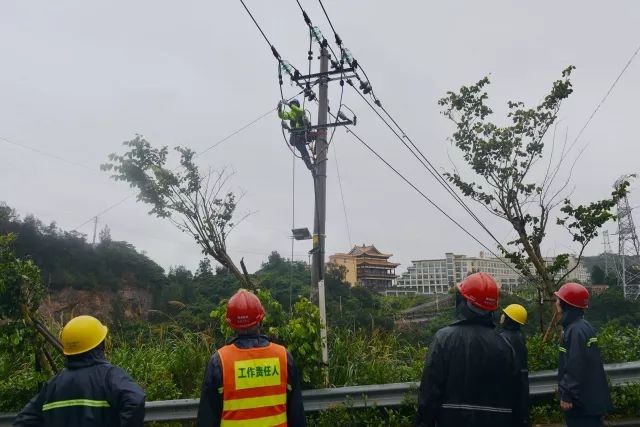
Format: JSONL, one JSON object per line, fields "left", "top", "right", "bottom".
{"left": 317, "top": 0, "right": 338, "bottom": 39}
{"left": 73, "top": 194, "right": 134, "bottom": 230}
{"left": 338, "top": 120, "right": 525, "bottom": 278}
{"left": 315, "top": 1, "right": 638, "bottom": 281}
{"left": 359, "top": 40, "right": 640, "bottom": 258}
{"left": 72, "top": 101, "right": 290, "bottom": 232}
{"left": 567, "top": 41, "right": 640, "bottom": 155}
{"left": 314, "top": 0, "right": 512, "bottom": 256}
{"left": 239, "top": 0, "right": 315, "bottom": 102}
{"left": 238, "top": 0, "right": 517, "bottom": 275}
{"left": 332, "top": 143, "right": 352, "bottom": 247}
{"left": 1, "top": 136, "right": 95, "bottom": 171}
{"left": 292, "top": 0, "right": 346, "bottom": 138}
{"left": 306, "top": 1, "right": 521, "bottom": 273}
{"left": 292, "top": 1, "right": 505, "bottom": 263}
{"left": 238, "top": 0, "right": 278, "bottom": 57}
{"left": 238, "top": 0, "right": 525, "bottom": 278}
{"left": 348, "top": 84, "right": 508, "bottom": 252}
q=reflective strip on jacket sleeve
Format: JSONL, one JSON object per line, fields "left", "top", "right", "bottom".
{"left": 441, "top": 403, "right": 513, "bottom": 414}
{"left": 42, "top": 399, "right": 111, "bottom": 411}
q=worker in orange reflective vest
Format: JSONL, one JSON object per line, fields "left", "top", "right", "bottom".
{"left": 196, "top": 289, "right": 306, "bottom": 427}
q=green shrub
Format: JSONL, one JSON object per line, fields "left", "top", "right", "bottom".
{"left": 329, "top": 328, "right": 426, "bottom": 386}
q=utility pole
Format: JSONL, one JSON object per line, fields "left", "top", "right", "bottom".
{"left": 311, "top": 47, "right": 329, "bottom": 290}
{"left": 312, "top": 46, "right": 330, "bottom": 386}
{"left": 603, "top": 230, "right": 612, "bottom": 276}
{"left": 92, "top": 216, "right": 98, "bottom": 246}
{"left": 289, "top": 40, "right": 356, "bottom": 387}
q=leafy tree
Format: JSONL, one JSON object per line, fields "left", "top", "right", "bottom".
{"left": 0, "top": 233, "right": 56, "bottom": 374}
{"left": 591, "top": 265, "right": 606, "bottom": 284}
{"left": 99, "top": 225, "right": 112, "bottom": 244}
{"left": 0, "top": 204, "right": 166, "bottom": 293}
{"left": 439, "top": 66, "right": 628, "bottom": 319}
{"left": 102, "top": 135, "right": 254, "bottom": 290}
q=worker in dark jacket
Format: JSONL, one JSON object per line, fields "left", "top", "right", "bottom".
{"left": 415, "top": 272, "right": 519, "bottom": 427}
{"left": 500, "top": 304, "right": 530, "bottom": 427}
{"left": 14, "top": 315, "right": 145, "bottom": 427}
{"left": 555, "top": 283, "right": 611, "bottom": 427}
{"left": 197, "top": 289, "right": 305, "bottom": 427}
{"left": 278, "top": 99, "right": 315, "bottom": 171}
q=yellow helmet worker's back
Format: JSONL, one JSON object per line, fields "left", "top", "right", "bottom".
{"left": 503, "top": 304, "right": 528, "bottom": 325}
{"left": 60, "top": 315, "right": 109, "bottom": 355}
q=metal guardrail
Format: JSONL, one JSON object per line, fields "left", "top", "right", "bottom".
{"left": 1, "top": 360, "right": 639, "bottom": 425}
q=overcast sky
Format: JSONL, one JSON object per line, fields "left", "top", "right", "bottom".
{"left": 1, "top": 1, "right": 639, "bottom": 275}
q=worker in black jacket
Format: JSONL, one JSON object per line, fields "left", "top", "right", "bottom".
{"left": 415, "top": 272, "right": 519, "bottom": 427}
{"left": 500, "top": 304, "right": 530, "bottom": 427}
{"left": 14, "top": 315, "right": 145, "bottom": 427}
{"left": 555, "top": 283, "right": 611, "bottom": 427}
{"left": 197, "top": 289, "right": 306, "bottom": 427}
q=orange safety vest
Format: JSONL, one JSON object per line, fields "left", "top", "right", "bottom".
{"left": 218, "top": 342, "right": 289, "bottom": 427}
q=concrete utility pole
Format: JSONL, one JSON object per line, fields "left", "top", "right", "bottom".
{"left": 290, "top": 42, "right": 355, "bottom": 387}
{"left": 92, "top": 216, "right": 98, "bottom": 246}
{"left": 311, "top": 47, "right": 329, "bottom": 292}
{"left": 312, "top": 46, "right": 330, "bottom": 386}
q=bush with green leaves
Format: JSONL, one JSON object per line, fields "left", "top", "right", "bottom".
{"left": 209, "top": 289, "right": 323, "bottom": 387}
{"left": 108, "top": 326, "right": 212, "bottom": 401}
{"left": 329, "top": 328, "right": 426, "bottom": 386}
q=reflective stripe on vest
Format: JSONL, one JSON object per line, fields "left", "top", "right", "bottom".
{"left": 218, "top": 342, "right": 288, "bottom": 427}
{"left": 42, "top": 399, "right": 111, "bottom": 411}
{"left": 441, "top": 403, "right": 512, "bottom": 414}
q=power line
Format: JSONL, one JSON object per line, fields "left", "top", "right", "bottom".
{"left": 238, "top": 0, "right": 279, "bottom": 58}
{"left": 349, "top": 84, "right": 507, "bottom": 252}
{"left": 317, "top": 0, "right": 338, "bottom": 39}
{"left": 315, "top": 0, "right": 508, "bottom": 254}
{"left": 568, "top": 41, "right": 640, "bottom": 154}
{"left": 294, "top": 0, "right": 341, "bottom": 68}
{"left": 240, "top": 0, "right": 522, "bottom": 278}
{"left": 340, "top": 120, "right": 524, "bottom": 278}
{"left": 238, "top": 0, "right": 314, "bottom": 99}
{"left": 196, "top": 106, "right": 277, "bottom": 157}
{"left": 72, "top": 103, "right": 281, "bottom": 231}
{"left": 0, "top": 136, "right": 95, "bottom": 171}
{"left": 332, "top": 143, "right": 352, "bottom": 247}
{"left": 73, "top": 194, "right": 134, "bottom": 230}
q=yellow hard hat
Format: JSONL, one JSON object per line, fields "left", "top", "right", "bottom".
{"left": 60, "top": 315, "right": 108, "bottom": 356}
{"left": 503, "top": 304, "right": 527, "bottom": 325}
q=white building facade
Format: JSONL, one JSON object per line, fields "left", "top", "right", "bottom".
{"left": 388, "top": 252, "right": 589, "bottom": 296}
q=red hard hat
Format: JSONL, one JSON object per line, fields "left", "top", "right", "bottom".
{"left": 226, "top": 289, "right": 265, "bottom": 329}
{"left": 457, "top": 272, "right": 499, "bottom": 311}
{"left": 554, "top": 282, "right": 589, "bottom": 309}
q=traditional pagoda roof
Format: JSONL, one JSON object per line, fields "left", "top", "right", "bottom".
{"left": 345, "top": 244, "right": 393, "bottom": 258}
{"left": 356, "top": 259, "right": 400, "bottom": 268}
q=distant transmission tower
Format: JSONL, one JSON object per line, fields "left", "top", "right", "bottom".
{"left": 602, "top": 230, "right": 613, "bottom": 276}
{"left": 615, "top": 175, "right": 640, "bottom": 300}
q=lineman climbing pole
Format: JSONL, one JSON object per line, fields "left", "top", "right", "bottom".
{"left": 237, "top": 0, "right": 355, "bottom": 385}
